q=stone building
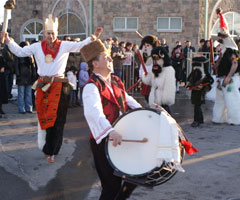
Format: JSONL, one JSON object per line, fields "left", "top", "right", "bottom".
{"left": 9, "top": 0, "right": 240, "bottom": 50}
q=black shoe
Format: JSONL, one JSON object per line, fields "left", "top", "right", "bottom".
{"left": 191, "top": 121, "right": 200, "bottom": 127}
{"left": 26, "top": 111, "right": 33, "bottom": 113}
{"left": 19, "top": 112, "right": 26, "bottom": 114}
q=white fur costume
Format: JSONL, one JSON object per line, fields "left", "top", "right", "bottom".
{"left": 212, "top": 13, "right": 240, "bottom": 125}
{"left": 212, "top": 74, "right": 240, "bottom": 125}
{"left": 142, "top": 66, "right": 176, "bottom": 106}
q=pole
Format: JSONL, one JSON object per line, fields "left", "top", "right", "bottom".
{"left": 1, "top": 0, "right": 16, "bottom": 45}
{"left": 89, "top": 0, "right": 93, "bottom": 35}
{"left": 204, "top": 0, "right": 208, "bottom": 40}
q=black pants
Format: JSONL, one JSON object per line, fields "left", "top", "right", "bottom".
{"left": 43, "top": 83, "right": 70, "bottom": 156}
{"left": 90, "top": 138, "right": 137, "bottom": 200}
{"left": 194, "top": 104, "right": 203, "bottom": 123}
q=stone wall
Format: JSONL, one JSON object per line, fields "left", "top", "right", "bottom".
{"left": 92, "top": 0, "right": 201, "bottom": 50}
{"left": 9, "top": 0, "right": 240, "bottom": 52}
{"left": 11, "top": 0, "right": 44, "bottom": 42}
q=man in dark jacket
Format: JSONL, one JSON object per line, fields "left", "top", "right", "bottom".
{"left": 15, "top": 41, "right": 37, "bottom": 113}
{"left": 183, "top": 41, "right": 196, "bottom": 83}
{"left": 111, "top": 36, "right": 125, "bottom": 79}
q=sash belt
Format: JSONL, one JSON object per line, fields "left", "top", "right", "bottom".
{"left": 39, "top": 76, "right": 68, "bottom": 83}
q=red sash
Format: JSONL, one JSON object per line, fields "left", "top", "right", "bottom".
{"left": 35, "top": 79, "right": 62, "bottom": 130}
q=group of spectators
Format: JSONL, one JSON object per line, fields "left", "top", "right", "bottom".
{"left": 0, "top": 42, "right": 38, "bottom": 117}
{"left": 103, "top": 37, "right": 199, "bottom": 93}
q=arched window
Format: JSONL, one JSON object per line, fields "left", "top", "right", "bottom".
{"left": 58, "top": 11, "right": 86, "bottom": 40}
{"left": 211, "top": 12, "right": 240, "bottom": 39}
{"left": 21, "top": 19, "right": 43, "bottom": 42}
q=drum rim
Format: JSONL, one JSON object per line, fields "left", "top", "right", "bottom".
{"left": 113, "top": 107, "right": 161, "bottom": 127}
{"left": 105, "top": 108, "right": 162, "bottom": 178}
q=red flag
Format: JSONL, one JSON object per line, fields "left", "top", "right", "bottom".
{"left": 180, "top": 140, "right": 199, "bottom": 155}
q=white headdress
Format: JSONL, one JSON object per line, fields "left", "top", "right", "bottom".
{"left": 45, "top": 14, "right": 58, "bottom": 32}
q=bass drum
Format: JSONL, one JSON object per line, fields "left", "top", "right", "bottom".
{"left": 105, "top": 108, "right": 184, "bottom": 187}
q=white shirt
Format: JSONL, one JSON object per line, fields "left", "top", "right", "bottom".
{"left": 67, "top": 71, "right": 77, "bottom": 90}
{"left": 7, "top": 37, "right": 91, "bottom": 76}
{"left": 82, "top": 74, "right": 142, "bottom": 144}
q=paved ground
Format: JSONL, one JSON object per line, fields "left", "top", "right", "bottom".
{"left": 0, "top": 87, "right": 240, "bottom": 200}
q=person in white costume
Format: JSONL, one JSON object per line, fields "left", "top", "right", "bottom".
{"left": 1, "top": 14, "right": 102, "bottom": 163}
{"left": 142, "top": 46, "right": 176, "bottom": 114}
{"left": 212, "top": 8, "right": 240, "bottom": 125}
{"left": 138, "top": 35, "right": 159, "bottom": 102}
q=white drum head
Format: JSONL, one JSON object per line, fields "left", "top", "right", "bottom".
{"left": 107, "top": 109, "right": 161, "bottom": 176}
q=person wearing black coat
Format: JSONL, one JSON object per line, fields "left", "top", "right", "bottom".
{"left": 0, "top": 54, "right": 8, "bottom": 117}
{"left": 183, "top": 41, "right": 196, "bottom": 83}
{"left": 187, "top": 56, "right": 213, "bottom": 127}
{"left": 2, "top": 44, "right": 15, "bottom": 99}
{"left": 15, "top": 41, "right": 37, "bottom": 114}
{"left": 171, "top": 51, "right": 184, "bottom": 92}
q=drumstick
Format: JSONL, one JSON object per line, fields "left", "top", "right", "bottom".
{"left": 109, "top": 138, "right": 148, "bottom": 143}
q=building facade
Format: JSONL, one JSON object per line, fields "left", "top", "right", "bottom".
{"left": 10, "top": 0, "right": 240, "bottom": 50}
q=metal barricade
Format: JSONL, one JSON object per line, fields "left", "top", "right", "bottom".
{"left": 119, "top": 54, "right": 139, "bottom": 96}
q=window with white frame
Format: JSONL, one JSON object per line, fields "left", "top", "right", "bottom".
{"left": 21, "top": 19, "right": 43, "bottom": 42}
{"left": 58, "top": 11, "right": 86, "bottom": 40}
{"left": 113, "top": 17, "right": 138, "bottom": 31}
{"left": 157, "top": 17, "right": 182, "bottom": 32}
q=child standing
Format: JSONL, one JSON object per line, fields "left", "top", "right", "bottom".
{"left": 171, "top": 48, "right": 184, "bottom": 92}
{"left": 187, "top": 56, "right": 213, "bottom": 127}
{"left": 67, "top": 66, "right": 78, "bottom": 108}
{"left": 78, "top": 62, "right": 89, "bottom": 106}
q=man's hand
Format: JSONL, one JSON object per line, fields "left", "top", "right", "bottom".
{"left": 109, "top": 130, "right": 122, "bottom": 147}
{"left": 93, "top": 27, "right": 103, "bottom": 39}
{"left": 1, "top": 31, "right": 11, "bottom": 44}
{"left": 223, "top": 76, "right": 231, "bottom": 87}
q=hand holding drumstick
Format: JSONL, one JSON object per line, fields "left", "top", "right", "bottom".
{"left": 109, "top": 130, "right": 148, "bottom": 147}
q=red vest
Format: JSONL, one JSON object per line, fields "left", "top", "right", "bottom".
{"left": 87, "top": 74, "right": 129, "bottom": 138}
